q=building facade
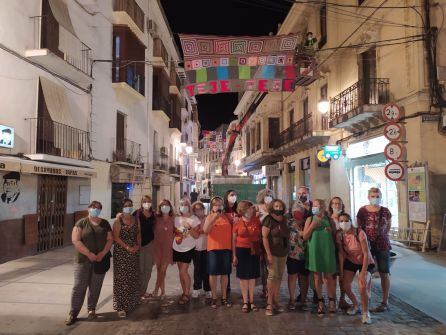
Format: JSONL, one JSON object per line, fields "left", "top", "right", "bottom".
{"left": 236, "top": 0, "right": 446, "bottom": 244}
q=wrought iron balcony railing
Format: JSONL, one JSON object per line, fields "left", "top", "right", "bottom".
{"left": 114, "top": 138, "right": 142, "bottom": 165}
{"left": 274, "top": 116, "right": 312, "bottom": 149}
{"left": 113, "top": 61, "right": 145, "bottom": 96}
{"left": 27, "top": 117, "right": 91, "bottom": 161}
{"left": 113, "top": 0, "right": 145, "bottom": 32}
{"left": 153, "top": 149, "right": 169, "bottom": 171}
{"left": 329, "top": 78, "right": 390, "bottom": 121}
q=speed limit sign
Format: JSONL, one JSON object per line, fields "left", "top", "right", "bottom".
{"left": 383, "top": 103, "right": 401, "bottom": 122}
{"left": 384, "top": 122, "right": 403, "bottom": 141}
{"left": 384, "top": 142, "right": 403, "bottom": 161}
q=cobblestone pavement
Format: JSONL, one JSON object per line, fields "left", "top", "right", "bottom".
{"left": 0, "top": 247, "right": 445, "bottom": 335}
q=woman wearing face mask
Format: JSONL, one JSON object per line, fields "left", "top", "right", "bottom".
{"left": 224, "top": 189, "right": 238, "bottom": 294}
{"left": 255, "top": 188, "right": 274, "bottom": 299}
{"left": 113, "top": 199, "right": 141, "bottom": 318}
{"left": 337, "top": 213, "right": 374, "bottom": 324}
{"left": 152, "top": 199, "right": 175, "bottom": 298}
{"left": 262, "top": 199, "right": 290, "bottom": 316}
{"left": 303, "top": 199, "right": 337, "bottom": 316}
{"left": 203, "top": 197, "right": 233, "bottom": 309}
{"left": 232, "top": 200, "right": 261, "bottom": 312}
{"left": 191, "top": 202, "right": 211, "bottom": 299}
{"left": 65, "top": 201, "right": 113, "bottom": 325}
{"left": 172, "top": 199, "right": 200, "bottom": 304}
{"left": 328, "top": 197, "right": 350, "bottom": 311}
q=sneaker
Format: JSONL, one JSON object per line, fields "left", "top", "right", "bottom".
{"left": 346, "top": 306, "right": 360, "bottom": 316}
{"left": 64, "top": 313, "right": 77, "bottom": 326}
{"left": 191, "top": 290, "right": 200, "bottom": 298}
{"left": 205, "top": 291, "right": 212, "bottom": 299}
{"left": 362, "top": 312, "right": 372, "bottom": 324}
{"left": 372, "top": 302, "right": 390, "bottom": 313}
{"left": 87, "top": 310, "right": 97, "bottom": 320}
{"left": 274, "top": 305, "right": 284, "bottom": 313}
{"left": 117, "top": 311, "right": 127, "bottom": 318}
{"left": 287, "top": 301, "right": 296, "bottom": 311}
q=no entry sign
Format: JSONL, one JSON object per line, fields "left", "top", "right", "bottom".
{"left": 385, "top": 162, "right": 405, "bottom": 181}
{"left": 384, "top": 142, "right": 403, "bottom": 161}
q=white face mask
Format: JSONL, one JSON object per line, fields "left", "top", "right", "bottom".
{"left": 244, "top": 211, "right": 253, "bottom": 220}
{"left": 332, "top": 208, "right": 342, "bottom": 215}
{"left": 160, "top": 205, "right": 171, "bottom": 214}
{"left": 142, "top": 202, "right": 152, "bottom": 210}
{"left": 180, "top": 205, "right": 189, "bottom": 214}
{"left": 123, "top": 207, "right": 133, "bottom": 214}
{"left": 264, "top": 196, "right": 273, "bottom": 204}
{"left": 339, "top": 220, "right": 352, "bottom": 232}
{"left": 228, "top": 195, "right": 237, "bottom": 204}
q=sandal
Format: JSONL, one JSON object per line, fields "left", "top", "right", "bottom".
{"left": 372, "top": 302, "right": 390, "bottom": 313}
{"left": 329, "top": 298, "right": 337, "bottom": 314}
{"left": 178, "top": 294, "right": 190, "bottom": 305}
{"left": 241, "top": 303, "right": 249, "bottom": 313}
{"left": 265, "top": 304, "right": 274, "bottom": 316}
{"left": 221, "top": 298, "right": 232, "bottom": 308}
{"left": 287, "top": 300, "right": 296, "bottom": 311}
{"left": 211, "top": 299, "right": 218, "bottom": 309}
{"left": 317, "top": 299, "right": 325, "bottom": 316}
{"left": 250, "top": 303, "right": 259, "bottom": 312}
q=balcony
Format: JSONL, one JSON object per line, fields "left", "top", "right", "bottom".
{"left": 169, "top": 160, "right": 181, "bottom": 177}
{"left": 152, "top": 38, "right": 169, "bottom": 68}
{"left": 26, "top": 117, "right": 91, "bottom": 164}
{"left": 274, "top": 116, "right": 331, "bottom": 156}
{"left": 112, "top": 0, "right": 145, "bottom": 45}
{"left": 113, "top": 138, "right": 142, "bottom": 166}
{"left": 329, "top": 78, "right": 390, "bottom": 129}
{"left": 153, "top": 149, "right": 169, "bottom": 172}
{"left": 239, "top": 149, "right": 282, "bottom": 172}
{"left": 169, "top": 67, "right": 182, "bottom": 96}
{"left": 112, "top": 61, "right": 145, "bottom": 98}
{"left": 26, "top": 16, "right": 92, "bottom": 86}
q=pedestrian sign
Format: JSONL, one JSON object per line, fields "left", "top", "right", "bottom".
{"left": 384, "top": 122, "right": 403, "bottom": 141}
{"left": 384, "top": 142, "right": 403, "bottom": 161}
{"left": 385, "top": 162, "right": 405, "bottom": 181}
{"left": 382, "top": 103, "right": 402, "bottom": 122}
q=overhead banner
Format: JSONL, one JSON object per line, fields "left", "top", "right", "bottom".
{"left": 202, "top": 130, "right": 226, "bottom": 152}
{"left": 179, "top": 33, "right": 316, "bottom": 96}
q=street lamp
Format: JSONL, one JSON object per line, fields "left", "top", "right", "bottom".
{"left": 185, "top": 145, "right": 193, "bottom": 155}
{"left": 317, "top": 99, "right": 330, "bottom": 114}
{"left": 198, "top": 165, "right": 205, "bottom": 173}
{"left": 234, "top": 159, "right": 241, "bottom": 167}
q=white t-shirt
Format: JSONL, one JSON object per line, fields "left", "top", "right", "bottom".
{"left": 172, "top": 215, "right": 200, "bottom": 252}
{"left": 193, "top": 215, "right": 208, "bottom": 251}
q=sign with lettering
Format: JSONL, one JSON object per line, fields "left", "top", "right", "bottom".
{"left": 384, "top": 142, "right": 403, "bottom": 161}
{"left": 21, "top": 164, "right": 96, "bottom": 178}
{"left": 0, "top": 124, "right": 14, "bottom": 149}
{"left": 385, "top": 162, "right": 405, "bottom": 181}
{"left": 384, "top": 122, "right": 403, "bottom": 141}
{"left": 382, "top": 103, "right": 402, "bottom": 122}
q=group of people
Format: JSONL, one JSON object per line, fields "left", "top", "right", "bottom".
{"left": 65, "top": 186, "right": 392, "bottom": 327}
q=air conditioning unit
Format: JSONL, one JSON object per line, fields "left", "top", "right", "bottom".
{"left": 147, "top": 19, "right": 158, "bottom": 37}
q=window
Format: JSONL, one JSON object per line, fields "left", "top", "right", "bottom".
{"left": 319, "top": 3, "right": 327, "bottom": 48}
{"left": 246, "top": 130, "right": 251, "bottom": 155}
{"left": 320, "top": 84, "right": 328, "bottom": 129}
{"left": 289, "top": 108, "right": 294, "bottom": 127}
{"left": 116, "top": 112, "right": 126, "bottom": 161}
{"left": 256, "top": 122, "right": 261, "bottom": 151}
{"left": 358, "top": 0, "right": 366, "bottom": 5}
{"left": 268, "top": 118, "right": 280, "bottom": 148}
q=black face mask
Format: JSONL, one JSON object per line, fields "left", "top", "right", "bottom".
{"left": 299, "top": 195, "right": 308, "bottom": 203}
{"left": 272, "top": 209, "right": 285, "bottom": 216}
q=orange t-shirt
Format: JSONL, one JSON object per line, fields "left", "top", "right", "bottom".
{"left": 207, "top": 215, "right": 232, "bottom": 251}
{"left": 233, "top": 217, "right": 261, "bottom": 248}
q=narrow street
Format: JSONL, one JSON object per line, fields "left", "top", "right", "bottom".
{"left": 0, "top": 246, "right": 445, "bottom": 335}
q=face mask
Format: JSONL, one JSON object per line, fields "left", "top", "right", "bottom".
{"left": 370, "top": 197, "right": 381, "bottom": 206}
{"left": 244, "top": 212, "right": 253, "bottom": 220}
{"left": 160, "top": 205, "right": 171, "bottom": 214}
{"left": 299, "top": 195, "right": 308, "bottom": 203}
{"left": 89, "top": 208, "right": 101, "bottom": 218}
{"left": 180, "top": 206, "right": 189, "bottom": 214}
{"left": 312, "top": 207, "right": 320, "bottom": 215}
{"left": 142, "top": 202, "right": 152, "bottom": 210}
{"left": 339, "top": 220, "right": 352, "bottom": 232}
{"left": 123, "top": 207, "right": 133, "bottom": 214}
{"left": 332, "top": 208, "right": 342, "bottom": 215}
{"left": 272, "top": 209, "right": 284, "bottom": 216}
{"left": 264, "top": 196, "right": 273, "bottom": 204}
{"left": 228, "top": 195, "right": 237, "bottom": 204}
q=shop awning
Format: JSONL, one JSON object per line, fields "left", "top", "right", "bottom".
{"left": 39, "top": 76, "right": 74, "bottom": 126}
{"left": 0, "top": 156, "right": 96, "bottom": 178}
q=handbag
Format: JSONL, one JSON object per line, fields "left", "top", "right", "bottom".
{"left": 90, "top": 220, "right": 112, "bottom": 275}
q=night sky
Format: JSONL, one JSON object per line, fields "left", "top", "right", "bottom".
{"left": 161, "top": 0, "right": 291, "bottom": 131}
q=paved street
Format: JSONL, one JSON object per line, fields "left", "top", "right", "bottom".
{"left": 0, "top": 246, "right": 445, "bottom": 335}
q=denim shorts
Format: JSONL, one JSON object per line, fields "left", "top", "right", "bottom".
{"left": 370, "top": 247, "right": 390, "bottom": 274}
{"left": 206, "top": 249, "right": 232, "bottom": 275}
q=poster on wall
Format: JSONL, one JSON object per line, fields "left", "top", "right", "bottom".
{"left": 408, "top": 166, "right": 428, "bottom": 223}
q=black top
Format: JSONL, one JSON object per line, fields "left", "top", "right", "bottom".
{"left": 134, "top": 209, "right": 155, "bottom": 246}
{"left": 190, "top": 191, "right": 198, "bottom": 203}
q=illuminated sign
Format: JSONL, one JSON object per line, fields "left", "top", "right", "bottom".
{"left": 317, "top": 149, "right": 329, "bottom": 163}
{"left": 0, "top": 125, "right": 14, "bottom": 149}
{"left": 346, "top": 136, "right": 389, "bottom": 159}
{"left": 323, "top": 145, "right": 341, "bottom": 160}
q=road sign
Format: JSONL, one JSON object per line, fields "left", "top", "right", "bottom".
{"left": 384, "top": 142, "right": 403, "bottom": 161}
{"left": 385, "top": 162, "right": 405, "bottom": 181}
{"left": 383, "top": 103, "right": 402, "bottom": 122}
{"left": 384, "top": 122, "right": 403, "bottom": 141}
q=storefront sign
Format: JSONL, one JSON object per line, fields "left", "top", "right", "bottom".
{"left": 323, "top": 145, "right": 341, "bottom": 160}
{"left": 317, "top": 149, "right": 329, "bottom": 163}
{"left": 385, "top": 162, "right": 404, "bottom": 181}
{"left": 262, "top": 164, "right": 280, "bottom": 177}
{"left": 21, "top": 164, "right": 96, "bottom": 178}
{"left": 384, "top": 122, "right": 403, "bottom": 141}
{"left": 300, "top": 157, "right": 310, "bottom": 171}
{"left": 0, "top": 125, "right": 14, "bottom": 149}
{"left": 382, "top": 103, "right": 402, "bottom": 122}
{"left": 408, "top": 166, "right": 428, "bottom": 223}
{"left": 384, "top": 142, "right": 403, "bottom": 161}
{"left": 0, "top": 160, "right": 20, "bottom": 172}
{"left": 346, "top": 136, "right": 388, "bottom": 159}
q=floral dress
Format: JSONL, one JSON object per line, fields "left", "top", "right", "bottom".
{"left": 113, "top": 218, "right": 140, "bottom": 313}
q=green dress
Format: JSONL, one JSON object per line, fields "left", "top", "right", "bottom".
{"left": 305, "top": 215, "right": 336, "bottom": 273}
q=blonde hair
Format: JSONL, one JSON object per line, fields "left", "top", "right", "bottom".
{"left": 368, "top": 187, "right": 382, "bottom": 196}
{"left": 313, "top": 198, "right": 326, "bottom": 209}
{"left": 256, "top": 188, "right": 273, "bottom": 204}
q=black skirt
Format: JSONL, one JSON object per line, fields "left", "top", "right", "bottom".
{"left": 236, "top": 247, "right": 260, "bottom": 280}
{"left": 173, "top": 248, "right": 195, "bottom": 264}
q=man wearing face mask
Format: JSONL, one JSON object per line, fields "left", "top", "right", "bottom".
{"left": 356, "top": 187, "right": 392, "bottom": 313}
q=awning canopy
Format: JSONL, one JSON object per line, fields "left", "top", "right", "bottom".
{"left": 39, "top": 76, "right": 73, "bottom": 126}
{"left": 48, "top": 0, "right": 77, "bottom": 37}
